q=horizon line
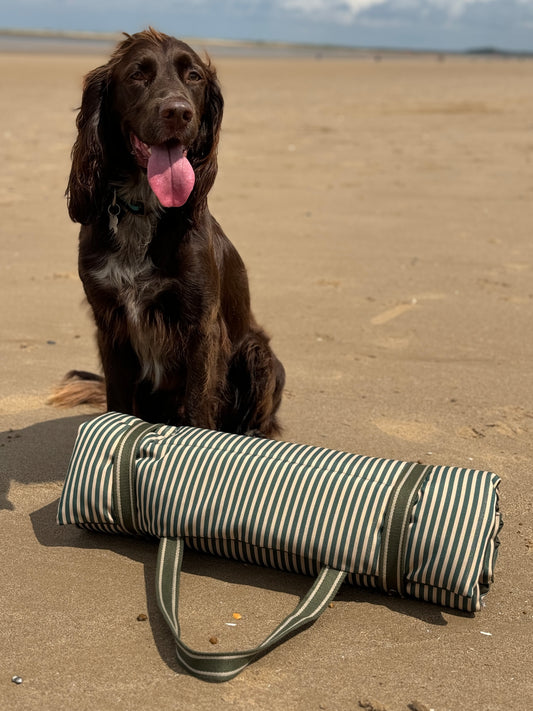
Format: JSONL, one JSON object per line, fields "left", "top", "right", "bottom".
{"left": 2, "top": 26, "right": 533, "bottom": 58}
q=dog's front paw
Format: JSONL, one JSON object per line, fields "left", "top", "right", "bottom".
{"left": 244, "top": 429, "right": 269, "bottom": 439}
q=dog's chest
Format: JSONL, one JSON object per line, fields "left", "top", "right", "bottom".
{"left": 93, "top": 241, "right": 177, "bottom": 388}
{"left": 94, "top": 243, "right": 156, "bottom": 320}
{"left": 92, "top": 217, "right": 175, "bottom": 349}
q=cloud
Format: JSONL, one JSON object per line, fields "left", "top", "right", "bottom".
{"left": 7, "top": 0, "right": 533, "bottom": 25}
{"left": 271, "top": 0, "right": 533, "bottom": 49}
{"left": 280, "top": 1, "right": 387, "bottom": 24}
{"left": 281, "top": 0, "right": 385, "bottom": 14}
{"left": 4, "top": 0, "right": 533, "bottom": 51}
{"left": 278, "top": 0, "right": 510, "bottom": 21}
{"left": 273, "top": 0, "right": 533, "bottom": 42}
{"left": 278, "top": 0, "right": 533, "bottom": 24}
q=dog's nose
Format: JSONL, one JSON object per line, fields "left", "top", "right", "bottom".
{"left": 159, "top": 100, "right": 193, "bottom": 127}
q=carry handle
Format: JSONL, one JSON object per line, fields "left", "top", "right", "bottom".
{"left": 156, "top": 537, "right": 347, "bottom": 683}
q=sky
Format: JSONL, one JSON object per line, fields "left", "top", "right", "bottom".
{"left": 3, "top": 0, "right": 533, "bottom": 53}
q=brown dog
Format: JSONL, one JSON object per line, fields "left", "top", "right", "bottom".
{"left": 53, "top": 29, "right": 284, "bottom": 436}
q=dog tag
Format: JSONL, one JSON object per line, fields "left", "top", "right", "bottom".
{"left": 108, "top": 203, "right": 121, "bottom": 236}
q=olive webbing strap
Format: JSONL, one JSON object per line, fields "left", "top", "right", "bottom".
{"left": 379, "top": 462, "right": 432, "bottom": 596}
{"left": 112, "top": 421, "right": 159, "bottom": 533}
{"left": 156, "top": 537, "right": 347, "bottom": 682}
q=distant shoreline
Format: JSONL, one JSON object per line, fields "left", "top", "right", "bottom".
{"left": 1, "top": 27, "right": 531, "bottom": 59}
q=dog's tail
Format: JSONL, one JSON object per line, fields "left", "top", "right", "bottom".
{"left": 48, "top": 370, "right": 107, "bottom": 409}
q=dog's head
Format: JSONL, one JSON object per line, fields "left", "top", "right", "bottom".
{"left": 67, "top": 29, "right": 224, "bottom": 224}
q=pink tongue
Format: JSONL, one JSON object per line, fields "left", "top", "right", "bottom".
{"left": 147, "top": 144, "right": 195, "bottom": 207}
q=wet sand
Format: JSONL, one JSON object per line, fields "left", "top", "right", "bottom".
{"left": 1, "top": 43, "right": 532, "bottom": 710}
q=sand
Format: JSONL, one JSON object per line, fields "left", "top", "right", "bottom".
{"left": 1, "top": 44, "right": 532, "bottom": 711}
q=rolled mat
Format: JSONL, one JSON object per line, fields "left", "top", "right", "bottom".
{"left": 57, "top": 411, "right": 502, "bottom": 682}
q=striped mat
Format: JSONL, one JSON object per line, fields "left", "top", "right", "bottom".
{"left": 57, "top": 411, "right": 501, "bottom": 681}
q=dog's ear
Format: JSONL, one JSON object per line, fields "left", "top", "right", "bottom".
{"left": 202, "top": 61, "right": 224, "bottom": 155}
{"left": 66, "top": 65, "right": 110, "bottom": 225}
{"left": 190, "top": 60, "right": 224, "bottom": 209}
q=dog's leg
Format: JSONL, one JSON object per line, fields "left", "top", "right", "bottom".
{"left": 97, "top": 332, "right": 140, "bottom": 416}
{"left": 183, "top": 334, "right": 224, "bottom": 431}
{"left": 223, "top": 329, "right": 285, "bottom": 438}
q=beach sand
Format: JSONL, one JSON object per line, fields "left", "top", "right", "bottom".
{"left": 1, "top": 44, "right": 532, "bottom": 710}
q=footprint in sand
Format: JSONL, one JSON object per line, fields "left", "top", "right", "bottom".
{"left": 373, "top": 418, "right": 439, "bottom": 444}
{"left": 457, "top": 406, "right": 532, "bottom": 440}
{"left": 370, "top": 293, "right": 447, "bottom": 326}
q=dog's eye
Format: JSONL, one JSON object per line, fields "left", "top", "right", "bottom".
{"left": 187, "top": 70, "right": 202, "bottom": 83}
{"left": 130, "top": 70, "right": 145, "bottom": 82}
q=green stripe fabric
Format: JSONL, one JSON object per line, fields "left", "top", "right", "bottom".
{"left": 58, "top": 411, "right": 502, "bottom": 614}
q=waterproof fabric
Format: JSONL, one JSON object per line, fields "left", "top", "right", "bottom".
{"left": 58, "top": 411, "right": 501, "bottom": 613}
